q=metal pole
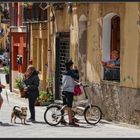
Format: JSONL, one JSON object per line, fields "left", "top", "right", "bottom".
{"left": 9, "top": 3, "right": 12, "bottom": 92}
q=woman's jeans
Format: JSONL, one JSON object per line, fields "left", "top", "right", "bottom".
{"left": 28, "top": 94, "right": 37, "bottom": 120}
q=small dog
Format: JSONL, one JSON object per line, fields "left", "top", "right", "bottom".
{"left": 11, "top": 106, "right": 28, "bottom": 124}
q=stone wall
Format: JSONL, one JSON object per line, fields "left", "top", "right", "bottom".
{"left": 87, "top": 82, "right": 140, "bottom": 125}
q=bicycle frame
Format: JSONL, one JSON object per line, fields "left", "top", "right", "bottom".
{"left": 71, "top": 83, "right": 93, "bottom": 116}
{"left": 73, "top": 84, "right": 92, "bottom": 106}
{"left": 54, "top": 83, "right": 95, "bottom": 112}
{"left": 44, "top": 82, "right": 102, "bottom": 125}
{"left": 62, "top": 83, "right": 98, "bottom": 118}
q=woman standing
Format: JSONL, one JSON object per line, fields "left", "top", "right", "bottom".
{"left": 23, "top": 65, "right": 40, "bottom": 122}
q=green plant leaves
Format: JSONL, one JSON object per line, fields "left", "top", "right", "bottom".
{"left": 3, "top": 66, "right": 9, "bottom": 75}
{"left": 15, "top": 76, "right": 24, "bottom": 89}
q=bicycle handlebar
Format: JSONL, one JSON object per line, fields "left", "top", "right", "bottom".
{"left": 81, "top": 84, "right": 89, "bottom": 87}
{"left": 74, "top": 81, "right": 89, "bottom": 87}
{"left": 76, "top": 82, "right": 100, "bottom": 88}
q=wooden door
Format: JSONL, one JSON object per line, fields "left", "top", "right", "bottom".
{"left": 110, "top": 16, "right": 120, "bottom": 53}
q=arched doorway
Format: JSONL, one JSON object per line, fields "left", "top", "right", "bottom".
{"left": 102, "top": 13, "right": 120, "bottom": 81}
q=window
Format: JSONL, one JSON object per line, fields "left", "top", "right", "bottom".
{"left": 23, "top": 2, "right": 47, "bottom": 22}
{"left": 103, "top": 50, "right": 120, "bottom": 81}
{"left": 102, "top": 14, "right": 120, "bottom": 82}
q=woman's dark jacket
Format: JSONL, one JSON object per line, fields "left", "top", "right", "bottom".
{"left": 23, "top": 70, "right": 40, "bottom": 98}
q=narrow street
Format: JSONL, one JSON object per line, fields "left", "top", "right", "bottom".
{"left": 0, "top": 72, "right": 140, "bottom": 138}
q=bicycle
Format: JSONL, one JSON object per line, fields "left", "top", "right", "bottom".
{"left": 44, "top": 83, "right": 102, "bottom": 126}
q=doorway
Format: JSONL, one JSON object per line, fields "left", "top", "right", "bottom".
{"left": 55, "top": 32, "right": 70, "bottom": 99}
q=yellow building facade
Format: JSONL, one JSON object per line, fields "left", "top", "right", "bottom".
{"left": 29, "top": 2, "right": 140, "bottom": 125}
{"left": 44, "top": 2, "right": 140, "bottom": 125}
{"left": 30, "top": 22, "right": 48, "bottom": 90}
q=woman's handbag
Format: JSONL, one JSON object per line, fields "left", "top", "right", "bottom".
{"left": 74, "top": 85, "right": 82, "bottom": 96}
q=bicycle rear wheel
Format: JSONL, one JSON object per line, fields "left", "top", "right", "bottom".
{"left": 44, "top": 104, "right": 62, "bottom": 126}
{"left": 84, "top": 105, "right": 102, "bottom": 125}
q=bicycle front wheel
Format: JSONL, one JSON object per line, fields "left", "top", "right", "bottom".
{"left": 44, "top": 104, "right": 62, "bottom": 126}
{"left": 84, "top": 105, "right": 102, "bottom": 125}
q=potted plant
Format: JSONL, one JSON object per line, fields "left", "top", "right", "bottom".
{"left": 35, "top": 78, "right": 54, "bottom": 106}
{"left": 35, "top": 90, "right": 53, "bottom": 106}
{"left": 15, "top": 76, "right": 25, "bottom": 98}
{"left": 35, "top": 91, "right": 48, "bottom": 106}
{"left": 3, "top": 66, "right": 9, "bottom": 84}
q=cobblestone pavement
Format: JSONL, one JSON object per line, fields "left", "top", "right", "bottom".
{"left": 0, "top": 72, "right": 140, "bottom": 138}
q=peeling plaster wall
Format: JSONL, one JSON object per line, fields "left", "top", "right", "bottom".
{"left": 78, "top": 15, "right": 87, "bottom": 82}
{"left": 121, "top": 3, "right": 139, "bottom": 88}
{"left": 51, "top": 3, "right": 140, "bottom": 125}
{"left": 54, "top": 4, "right": 88, "bottom": 82}
{"left": 86, "top": 3, "right": 101, "bottom": 82}
{"left": 70, "top": 13, "right": 79, "bottom": 63}
{"left": 88, "top": 82, "right": 140, "bottom": 125}
{"left": 86, "top": 3, "right": 140, "bottom": 125}
{"left": 54, "top": 8, "right": 71, "bottom": 32}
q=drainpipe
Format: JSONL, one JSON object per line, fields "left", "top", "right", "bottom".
{"left": 9, "top": 26, "right": 12, "bottom": 92}
{"left": 9, "top": 3, "right": 12, "bottom": 92}
{"left": 25, "top": 23, "right": 28, "bottom": 66}
{"left": 26, "top": 22, "right": 31, "bottom": 66}
{"left": 28, "top": 23, "right": 31, "bottom": 63}
{"left": 49, "top": 7, "right": 56, "bottom": 99}
{"left": 47, "top": 7, "right": 51, "bottom": 80}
